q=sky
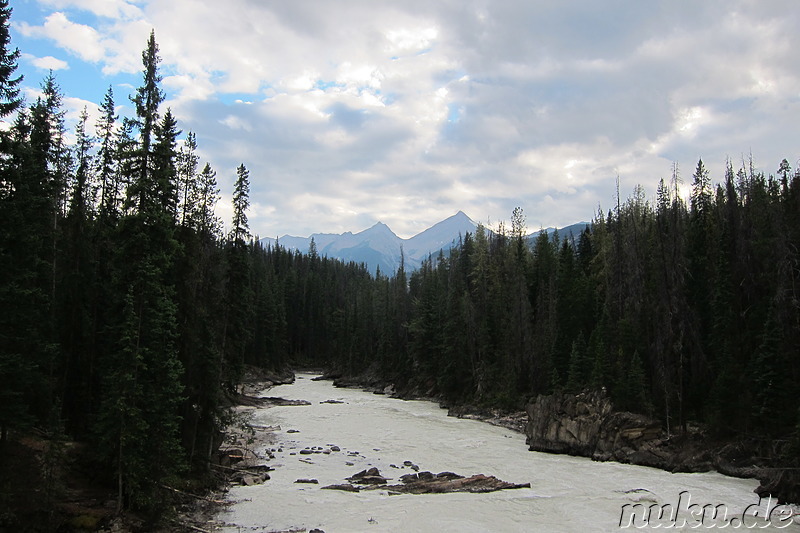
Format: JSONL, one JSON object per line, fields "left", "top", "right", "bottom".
{"left": 7, "top": 0, "right": 800, "bottom": 239}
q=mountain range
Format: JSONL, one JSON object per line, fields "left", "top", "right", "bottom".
{"left": 259, "top": 211, "right": 589, "bottom": 275}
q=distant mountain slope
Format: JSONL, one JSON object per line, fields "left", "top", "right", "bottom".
{"left": 259, "top": 213, "right": 589, "bottom": 275}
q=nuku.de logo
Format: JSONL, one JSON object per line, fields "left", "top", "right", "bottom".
{"left": 618, "top": 491, "right": 796, "bottom": 529}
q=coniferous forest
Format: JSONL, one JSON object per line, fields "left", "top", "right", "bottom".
{"left": 1, "top": 2, "right": 799, "bottom": 527}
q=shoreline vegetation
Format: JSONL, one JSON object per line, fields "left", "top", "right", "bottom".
{"left": 0, "top": 368, "right": 295, "bottom": 533}
{"left": 3, "top": 367, "right": 795, "bottom": 532}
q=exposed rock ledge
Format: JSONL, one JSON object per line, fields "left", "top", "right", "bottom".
{"left": 525, "top": 390, "right": 799, "bottom": 504}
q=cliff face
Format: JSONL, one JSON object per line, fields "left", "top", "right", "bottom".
{"left": 525, "top": 390, "right": 614, "bottom": 456}
{"left": 525, "top": 390, "right": 800, "bottom": 505}
{"left": 525, "top": 390, "right": 664, "bottom": 465}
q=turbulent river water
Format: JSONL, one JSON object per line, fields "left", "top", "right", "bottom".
{"left": 217, "top": 374, "right": 799, "bottom": 532}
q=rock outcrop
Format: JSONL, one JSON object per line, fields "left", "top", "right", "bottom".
{"left": 525, "top": 390, "right": 708, "bottom": 472}
{"left": 347, "top": 467, "right": 388, "bottom": 485}
{"left": 756, "top": 469, "right": 800, "bottom": 504}
{"left": 526, "top": 390, "right": 615, "bottom": 456}
{"left": 525, "top": 390, "right": 800, "bottom": 505}
{"left": 390, "top": 471, "right": 530, "bottom": 494}
{"left": 322, "top": 468, "right": 530, "bottom": 494}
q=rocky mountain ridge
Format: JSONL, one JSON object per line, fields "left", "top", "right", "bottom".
{"left": 260, "top": 212, "right": 589, "bottom": 275}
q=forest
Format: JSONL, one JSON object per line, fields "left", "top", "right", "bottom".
{"left": 1, "top": 2, "right": 799, "bottom": 527}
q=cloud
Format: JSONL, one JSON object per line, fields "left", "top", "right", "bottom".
{"left": 38, "top": 0, "right": 143, "bottom": 20}
{"left": 16, "top": 12, "right": 105, "bottom": 62}
{"left": 13, "top": 0, "right": 800, "bottom": 238}
{"left": 23, "top": 53, "right": 69, "bottom": 71}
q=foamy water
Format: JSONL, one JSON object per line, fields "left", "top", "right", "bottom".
{"left": 217, "top": 374, "right": 799, "bottom": 532}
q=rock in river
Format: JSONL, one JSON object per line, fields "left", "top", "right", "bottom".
{"left": 347, "top": 467, "right": 388, "bottom": 485}
{"left": 325, "top": 468, "right": 529, "bottom": 494}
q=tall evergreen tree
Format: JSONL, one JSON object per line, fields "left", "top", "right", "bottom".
{"left": 96, "top": 33, "right": 185, "bottom": 513}
{"left": 177, "top": 132, "right": 199, "bottom": 226}
{"left": 0, "top": 0, "right": 21, "bottom": 123}
{"left": 190, "top": 162, "right": 221, "bottom": 237}
{"left": 222, "top": 164, "right": 254, "bottom": 388}
{"left": 0, "top": 0, "right": 30, "bottom": 447}
{"left": 128, "top": 30, "right": 164, "bottom": 213}
{"left": 96, "top": 86, "right": 119, "bottom": 219}
{"left": 231, "top": 163, "right": 251, "bottom": 243}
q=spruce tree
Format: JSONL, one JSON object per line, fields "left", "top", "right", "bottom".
{"left": 222, "top": 164, "right": 254, "bottom": 388}
{"left": 0, "top": 0, "right": 30, "bottom": 446}
{"left": 177, "top": 132, "right": 199, "bottom": 226}
{"left": 128, "top": 30, "right": 164, "bottom": 213}
{"left": 97, "top": 32, "right": 185, "bottom": 513}
{"left": 192, "top": 162, "right": 221, "bottom": 237}
{"left": 231, "top": 163, "right": 251, "bottom": 243}
{"left": 0, "top": 0, "right": 21, "bottom": 123}
{"left": 96, "top": 86, "right": 119, "bottom": 219}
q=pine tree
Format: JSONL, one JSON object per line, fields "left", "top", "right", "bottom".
{"left": 69, "top": 107, "right": 94, "bottom": 218}
{"left": 16, "top": 72, "right": 72, "bottom": 425}
{"left": 231, "top": 163, "right": 251, "bottom": 243}
{"left": 128, "top": 30, "right": 164, "bottom": 214}
{"left": 59, "top": 107, "right": 97, "bottom": 435}
{"left": 222, "top": 164, "right": 254, "bottom": 388}
{"left": 150, "top": 108, "right": 180, "bottom": 220}
{"left": 96, "top": 86, "right": 119, "bottom": 219}
{"left": 177, "top": 132, "right": 199, "bottom": 226}
{"left": 0, "top": 0, "right": 31, "bottom": 446}
{"left": 96, "top": 33, "right": 185, "bottom": 513}
{"left": 0, "top": 0, "right": 22, "bottom": 123}
{"left": 565, "top": 332, "right": 588, "bottom": 393}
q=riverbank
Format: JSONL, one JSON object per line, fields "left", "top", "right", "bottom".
{"left": 215, "top": 371, "right": 799, "bottom": 532}
{"left": 318, "top": 370, "right": 799, "bottom": 506}
{"left": 319, "top": 370, "right": 528, "bottom": 434}
{"left": 525, "top": 389, "right": 800, "bottom": 505}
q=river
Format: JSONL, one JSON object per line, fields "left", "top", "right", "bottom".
{"left": 217, "top": 374, "right": 799, "bottom": 532}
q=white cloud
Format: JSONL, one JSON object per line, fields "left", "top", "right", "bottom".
{"left": 219, "top": 114, "right": 252, "bottom": 132}
{"left": 39, "top": 0, "right": 143, "bottom": 20}
{"left": 13, "top": 0, "right": 800, "bottom": 238}
{"left": 23, "top": 53, "right": 69, "bottom": 71}
{"left": 17, "top": 12, "right": 105, "bottom": 62}
{"left": 384, "top": 26, "right": 438, "bottom": 54}
{"left": 163, "top": 73, "right": 215, "bottom": 103}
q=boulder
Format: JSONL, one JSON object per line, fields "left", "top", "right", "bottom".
{"left": 321, "top": 483, "right": 360, "bottom": 492}
{"left": 217, "top": 448, "right": 245, "bottom": 466}
{"left": 329, "top": 470, "right": 529, "bottom": 495}
{"left": 388, "top": 473, "right": 529, "bottom": 494}
{"left": 525, "top": 390, "right": 613, "bottom": 456}
{"left": 262, "top": 397, "right": 312, "bottom": 406}
{"left": 347, "top": 467, "right": 388, "bottom": 485}
{"left": 756, "top": 469, "right": 800, "bottom": 504}
{"left": 594, "top": 410, "right": 664, "bottom": 465}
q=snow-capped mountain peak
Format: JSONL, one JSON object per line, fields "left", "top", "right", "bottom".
{"left": 260, "top": 213, "right": 586, "bottom": 275}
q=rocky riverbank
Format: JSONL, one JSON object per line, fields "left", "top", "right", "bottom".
{"left": 322, "top": 370, "right": 528, "bottom": 433}
{"left": 320, "top": 370, "right": 799, "bottom": 505}
{"left": 525, "top": 389, "right": 800, "bottom": 505}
